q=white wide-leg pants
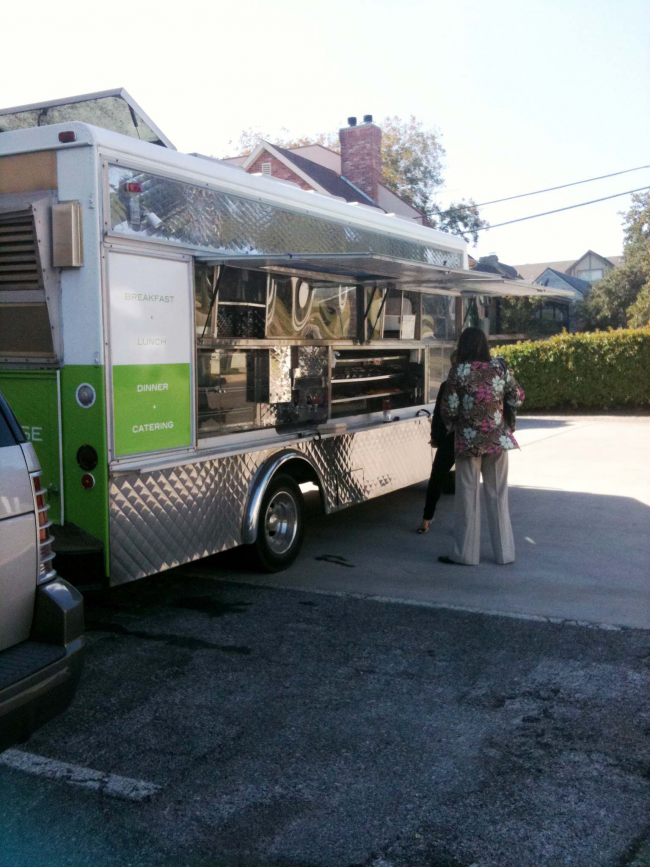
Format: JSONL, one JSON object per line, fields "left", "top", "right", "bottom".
{"left": 451, "top": 451, "right": 515, "bottom": 566}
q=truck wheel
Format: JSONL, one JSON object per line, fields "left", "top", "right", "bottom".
{"left": 251, "top": 474, "right": 305, "bottom": 572}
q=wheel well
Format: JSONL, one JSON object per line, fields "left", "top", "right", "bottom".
{"left": 243, "top": 451, "right": 327, "bottom": 545}
{"left": 276, "top": 458, "right": 325, "bottom": 511}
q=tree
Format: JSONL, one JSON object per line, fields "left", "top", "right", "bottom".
{"left": 498, "top": 297, "right": 541, "bottom": 334}
{"left": 379, "top": 116, "right": 488, "bottom": 243}
{"left": 497, "top": 297, "right": 565, "bottom": 337}
{"left": 379, "top": 116, "right": 443, "bottom": 215}
{"left": 225, "top": 116, "right": 489, "bottom": 244}
{"left": 580, "top": 191, "right": 650, "bottom": 329}
{"left": 433, "top": 199, "right": 488, "bottom": 245}
{"left": 627, "top": 284, "right": 650, "bottom": 328}
{"left": 227, "top": 127, "right": 339, "bottom": 157}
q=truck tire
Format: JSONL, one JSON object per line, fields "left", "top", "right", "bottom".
{"left": 251, "top": 474, "right": 305, "bottom": 572}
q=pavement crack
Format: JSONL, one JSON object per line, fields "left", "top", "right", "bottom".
{"left": 315, "top": 554, "right": 356, "bottom": 568}
{"left": 86, "top": 621, "right": 251, "bottom": 654}
{"left": 172, "top": 596, "right": 253, "bottom": 617}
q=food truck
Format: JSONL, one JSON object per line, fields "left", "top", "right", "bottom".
{"left": 0, "top": 89, "right": 573, "bottom": 585}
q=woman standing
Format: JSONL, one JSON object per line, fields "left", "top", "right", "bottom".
{"left": 439, "top": 328, "right": 524, "bottom": 566}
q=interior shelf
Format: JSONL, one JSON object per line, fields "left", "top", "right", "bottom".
{"left": 335, "top": 355, "right": 403, "bottom": 363}
{"left": 331, "top": 373, "right": 401, "bottom": 384}
{"left": 331, "top": 390, "right": 406, "bottom": 404}
{"left": 217, "top": 301, "right": 266, "bottom": 308}
{"left": 330, "top": 347, "right": 423, "bottom": 419}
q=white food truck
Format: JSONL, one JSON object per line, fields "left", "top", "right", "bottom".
{"left": 0, "top": 89, "right": 572, "bottom": 585}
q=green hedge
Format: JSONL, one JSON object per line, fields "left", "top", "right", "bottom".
{"left": 492, "top": 328, "right": 650, "bottom": 411}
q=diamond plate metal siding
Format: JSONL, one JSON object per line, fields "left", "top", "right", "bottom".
{"left": 268, "top": 346, "right": 292, "bottom": 403}
{"left": 109, "top": 449, "right": 263, "bottom": 583}
{"left": 109, "top": 166, "right": 462, "bottom": 269}
{"left": 108, "top": 418, "right": 432, "bottom": 585}
{"left": 296, "top": 346, "right": 329, "bottom": 379}
{"left": 307, "top": 422, "right": 433, "bottom": 509}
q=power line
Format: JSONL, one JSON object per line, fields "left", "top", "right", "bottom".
{"left": 432, "top": 163, "right": 650, "bottom": 217}
{"left": 474, "top": 185, "right": 650, "bottom": 232}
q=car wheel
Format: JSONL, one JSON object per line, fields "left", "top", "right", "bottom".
{"left": 251, "top": 474, "right": 305, "bottom": 572}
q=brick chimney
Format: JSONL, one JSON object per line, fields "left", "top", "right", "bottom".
{"left": 339, "top": 115, "right": 382, "bottom": 205}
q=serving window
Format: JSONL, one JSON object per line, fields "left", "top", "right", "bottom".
{"left": 197, "top": 345, "right": 329, "bottom": 439}
{"left": 197, "top": 349, "right": 265, "bottom": 437}
{"left": 381, "top": 288, "right": 421, "bottom": 340}
{"left": 427, "top": 343, "right": 456, "bottom": 402}
{"left": 421, "top": 294, "right": 456, "bottom": 341}
{"left": 195, "top": 264, "right": 267, "bottom": 340}
{"left": 192, "top": 262, "right": 443, "bottom": 438}
{"left": 267, "top": 277, "right": 357, "bottom": 339}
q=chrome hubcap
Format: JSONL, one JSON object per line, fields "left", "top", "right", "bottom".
{"left": 264, "top": 490, "right": 298, "bottom": 555}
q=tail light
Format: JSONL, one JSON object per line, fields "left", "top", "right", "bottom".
{"left": 31, "top": 472, "right": 56, "bottom": 584}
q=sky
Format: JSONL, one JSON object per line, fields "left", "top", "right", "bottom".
{"left": 2, "top": 0, "right": 649, "bottom": 266}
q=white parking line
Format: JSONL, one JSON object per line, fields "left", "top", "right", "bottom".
{"left": 0, "top": 749, "right": 161, "bottom": 802}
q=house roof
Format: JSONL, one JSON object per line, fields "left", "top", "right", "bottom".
{"left": 473, "top": 256, "right": 520, "bottom": 280}
{"left": 570, "top": 249, "right": 616, "bottom": 272}
{"left": 289, "top": 142, "right": 341, "bottom": 157}
{"left": 515, "top": 252, "right": 623, "bottom": 282}
{"left": 269, "top": 143, "right": 382, "bottom": 208}
{"left": 536, "top": 268, "right": 591, "bottom": 296}
{"left": 220, "top": 153, "right": 247, "bottom": 167}
{"left": 515, "top": 260, "right": 576, "bottom": 282}
{"left": 376, "top": 183, "right": 424, "bottom": 222}
{"left": 221, "top": 142, "right": 341, "bottom": 170}
{"left": 281, "top": 143, "right": 342, "bottom": 172}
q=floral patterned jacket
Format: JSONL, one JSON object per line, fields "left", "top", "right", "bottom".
{"left": 441, "top": 359, "right": 525, "bottom": 457}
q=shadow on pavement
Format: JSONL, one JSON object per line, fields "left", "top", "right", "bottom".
{"left": 173, "top": 480, "right": 650, "bottom": 631}
{"left": 516, "top": 417, "right": 573, "bottom": 430}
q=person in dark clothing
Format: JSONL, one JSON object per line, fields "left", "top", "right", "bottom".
{"left": 417, "top": 352, "right": 457, "bottom": 534}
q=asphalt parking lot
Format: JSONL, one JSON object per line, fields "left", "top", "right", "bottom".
{"left": 2, "top": 574, "right": 650, "bottom": 867}
{"left": 1, "top": 416, "right": 649, "bottom": 867}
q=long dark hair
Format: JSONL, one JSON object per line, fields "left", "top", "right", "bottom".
{"left": 456, "top": 327, "right": 491, "bottom": 363}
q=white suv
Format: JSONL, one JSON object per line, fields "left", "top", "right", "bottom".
{"left": 0, "top": 391, "right": 84, "bottom": 752}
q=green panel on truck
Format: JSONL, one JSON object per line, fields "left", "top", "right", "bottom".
{"left": 113, "top": 362, "right": 192, "bottom": 456}
{"left": 0, "top": 370, "right": 62, "bottom": 524}
{"left": 60, "top": 366, "right": 110, "bottom": 575}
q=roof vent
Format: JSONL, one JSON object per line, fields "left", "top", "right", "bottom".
{"left": 261, "top": 162, "right": 272, "bottom": 176}
{"left": 363, "top": 114, "right": 373, "bottom": 123}
{"left": 347, "top": 116, "right": 357, "bottom": 127}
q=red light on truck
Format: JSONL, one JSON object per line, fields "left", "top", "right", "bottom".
{"left": 58, "top": 131, "right": 76, "bottom": 143}
{"left": 126, "top": 182, "right": 142, "bottom": 193}
{"left": 81, "top": 473, "right": 95, "bottom": 490}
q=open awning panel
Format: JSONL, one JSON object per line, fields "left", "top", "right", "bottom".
{"left": 198, "top": 252, "right": 575, "bottom": 300}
